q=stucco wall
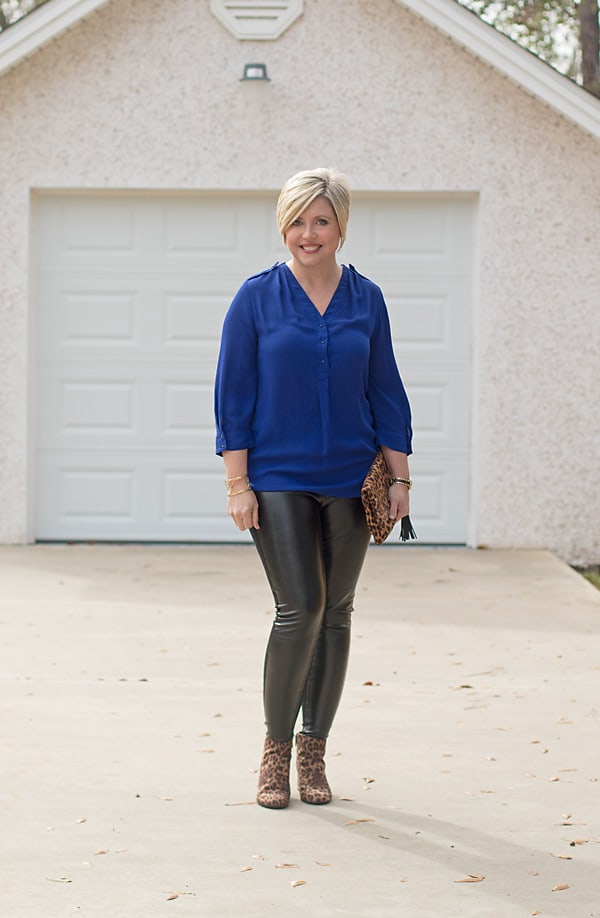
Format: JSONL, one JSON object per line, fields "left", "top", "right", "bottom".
{"left": 0, "top": 0, "right": 598, "bottom": 562}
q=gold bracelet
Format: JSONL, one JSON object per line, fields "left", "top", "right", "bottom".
{"left": 227, "top": 486, "right": 252, "bottom": 497}
{"left": 390, "top": 477, "right": 412, "bottom": 490}
{"left": 225, "top": 475, "right": 248, "bottom": 485}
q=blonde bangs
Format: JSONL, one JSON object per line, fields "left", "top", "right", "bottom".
{"left": 276, "top": 168, "right": 350, "bottom": 249}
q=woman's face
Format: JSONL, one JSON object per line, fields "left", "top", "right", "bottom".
{"left": 284, "top": 196, "right": 341, "bottom": 268}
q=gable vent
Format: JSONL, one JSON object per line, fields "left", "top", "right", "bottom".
{"left": 210, "top": 0, "right": 303, "bottom": 40}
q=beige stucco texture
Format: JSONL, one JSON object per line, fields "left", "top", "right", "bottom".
{"left": 0, "top": 0, "right": 598, "bottom": 562}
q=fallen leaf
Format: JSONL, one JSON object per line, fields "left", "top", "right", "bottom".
{"left": 562, "top": 813, "right": 572, "bottom": 819}
{"left": 290, "top": 880, "right": 306, "bottom": 888}
{"left": 252, "top": 854, "right": 265, "bottom": 860}
{"left": 531, "top": 911, "right": 542, "bottom": 915}
{"left": 167, "top": 893, "right": 179, "bottom": 900}
{"left": 275, "top": 863, "right": 299, "bottom": 869}
{"left": 528, "top": 870, "right": 540, "bottom": 876}
{"left": 552, "top": 883, "right": 569, "bottom": 891}
{"left": 569, "top": 839, "right": 588, "bottom": 846}
{"left": 339, "top": 796, "right": 354, "bottom": 801}
{"left": 94, "top": 850, "right": 109, "bottom": 856}
{"left": 362, "top": 777, "right": 375, "bottom": 784}
{"left": 76, "top": 817, "right": 87, "bottom": 824}
{"left": 46, "top": 877, "right": 72, "bottom": 883}
{"left": 549, "top": 777, "right": 560, "bottom": 782}
{"left": 346, "top": 818, "right": 375, "bottom": 825}
{"left": 454, "top": 874, "right": 485, "bottom": 883}
{"left": 224, "top": 801, "right": 256, "bottom": 806}
{"left": 551, "top": 854, "right": 572, "bottom": 860}
{"left": 363, "top": 680, "right": 374, "bottom": 685}
{"left": 315, "top": 861, "right": 331, "bottom": 867}
{"left": 241, "top": 866, "right": 253, "bottom": 872}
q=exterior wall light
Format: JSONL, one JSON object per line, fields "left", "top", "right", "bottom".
{"left": 241, "top": 63, "right": 270, "bottom": 81}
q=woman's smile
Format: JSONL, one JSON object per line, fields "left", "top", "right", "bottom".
{"left": 285, "top": 196, "right": 341, "bottom": 266}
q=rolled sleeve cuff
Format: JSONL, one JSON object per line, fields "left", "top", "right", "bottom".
{"left": 376, "top": 426, "right": 413, "bottom": 457}
{"left": 215, "top": 426, "right": 255, "bottom": 456}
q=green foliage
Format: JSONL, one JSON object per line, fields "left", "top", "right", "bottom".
{"left": 0, "top": 0, "right": 48, "bottom": 31}
{"left": 456, "top": 0, "right": 585, "bottom": 78}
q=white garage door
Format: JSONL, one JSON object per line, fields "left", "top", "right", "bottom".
{"left": 34, "top": 192, "right": 473, "bottom": 543}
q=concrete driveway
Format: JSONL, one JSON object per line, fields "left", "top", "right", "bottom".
{"left": 1, "top": 544, "right": 599, "bottom": 918}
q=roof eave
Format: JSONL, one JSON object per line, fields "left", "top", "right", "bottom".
{"left": 1, "top": 0, "right": 599, "bottom": 141}
{"left": 395, "top": 0, "right": 600, "bottom": 141}
{"left": 0, "top": 0, "right": 113, "bottom": 78}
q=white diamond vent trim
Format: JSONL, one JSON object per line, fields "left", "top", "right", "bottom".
{"left": 210, "top": 0, "right": 303, "bottom": 40}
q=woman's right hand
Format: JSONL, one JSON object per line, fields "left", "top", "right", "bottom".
{"left": 227, "top": 489, "right": 260, "bottom": 531}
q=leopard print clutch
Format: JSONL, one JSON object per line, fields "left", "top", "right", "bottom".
{"left": 361, "top": 448, "right": 417, "bottom": 545}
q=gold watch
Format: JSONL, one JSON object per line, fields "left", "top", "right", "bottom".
{"left": 390, "top": 476, "right": 412, "bottom": 490}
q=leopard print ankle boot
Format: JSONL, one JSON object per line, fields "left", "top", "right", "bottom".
{"left": 256, "top": 736, "right": 293, "bottom": 809}
{"left": 295, "top": 733, "right": 332, "bottom": 805}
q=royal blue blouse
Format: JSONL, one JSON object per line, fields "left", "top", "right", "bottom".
{"left": 214, "top": 263, "right": 412, "bottom": 498}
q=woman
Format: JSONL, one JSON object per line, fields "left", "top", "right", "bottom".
{"left": 214, "top": 168, "right": 412, "bottom": 809}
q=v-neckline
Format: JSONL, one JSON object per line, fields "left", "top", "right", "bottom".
{"left": 283, "top": 263, "right": 345, "bottom": 317}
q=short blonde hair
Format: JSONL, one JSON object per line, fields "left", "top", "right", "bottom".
{"left": 276, "top": 167, "right": 351, "bottom": 249}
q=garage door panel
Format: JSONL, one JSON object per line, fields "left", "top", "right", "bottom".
{"left": 404, "top": 369, "right": 470, "bottom": 445}
{"left": 164, "top": 292, "right": 228, "bottom": 344}
{"left": 60, "top": 380, "right": 135, "bottom": 433}
{"left": 36, "top": 455, "right": 251, "bottom": 541}
{"left": 387, "top": 280, "right": 471, "bottom": 358}
{"left": 345, "top": 197, "right": 473, "bottom": 272}
{"left": 37, "top": 369, "right": 215, "bottom": 448}
{"left": 164, "top": 201, "right": 239, "bottom": 254}
{"left": 35, "top": 193, "right": 472, "bottom": 542}
{"left": 37, "top": 277, "right": 140, "bottom": 351}
{"left": 408, "top": 457, "right": 469, "bottom": 543}
{"left": 38, "top": 277, "right": 229, "bottom": 356}
{"left": 36, "top": 371, "right": 137, "bottom": 444}
{"left": 36, "top": 459, "right": 137, "bottom": 531}
{"left": 38, "top": 195, "right": 285, "bottom": 272}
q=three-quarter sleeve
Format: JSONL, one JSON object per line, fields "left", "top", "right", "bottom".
{"left": 367, "top": 293, "right": 413, "bottom": 455}
{"left": 214, "top": 283, "right": 258, "bottom": 455}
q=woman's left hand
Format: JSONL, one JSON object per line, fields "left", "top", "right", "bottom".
{"left": 389, "top": 483, "right": 409, "bottom": 521}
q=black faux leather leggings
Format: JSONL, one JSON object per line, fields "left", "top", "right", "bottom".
{"left": 251, "top": 491, "right": 371, "bottom": 741}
